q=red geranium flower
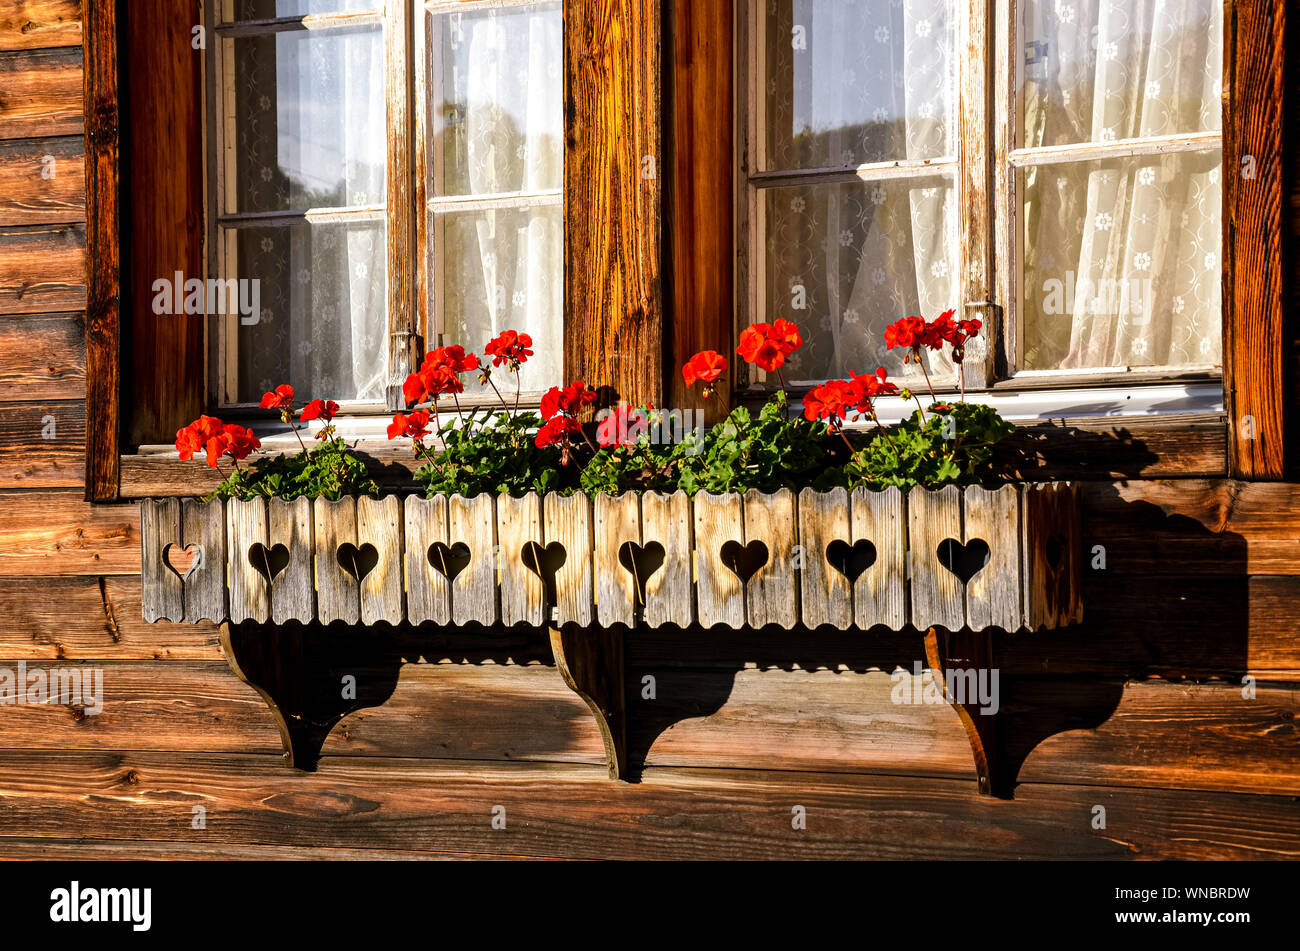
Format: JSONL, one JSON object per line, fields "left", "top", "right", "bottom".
{"left": 737, "top": 319, "right": 803, "bottom": 374}
{"left": 848, "top": 367, "right": 899, "bottom": 406}
{"left": 485, "top": 330, "right": 534, "bottom": 369}
{"left": 403, "top": 364, "right": 464, "bottom": 406}
{"left": 534, "top": 415, "right": 580, "bottom": 450}
{"left": 923, "top": 310, "right": 959, "bottom": 350}
{"left": 540, "top": 381, "right": 596, "bottom": 420}
{"left": 803, "top": 380, "right": 857, "bottom": 424}
{"left": 423, "top": 345, "right": 480, "bottom": 375}
{"left": 682, "top": 350, "right": 728, "bottom": 390}
{"left": 218, "top": 423, "right": 261, "bottom": 464}
{"left": 300, "top": 399, "right": 339, "bottom": 423}
{"left": 175, "top": 415, "right": 224, "bottom": 462}
{"left": 596, "top": 404, "right": 650, "bottom": 449}
{"left": 884, "top": 316, "right": 928, "bottom": 353}
{"left": 386, "top": 409, "right": 432, "bottom": 442}
{"left": 258, "top": 384, "right": 295, "bottom": 410}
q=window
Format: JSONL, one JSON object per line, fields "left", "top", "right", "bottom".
{"left": 207, "top": 0, "right": 563, "bottom": 411}
{"left": 737, "top": 0, "right": 1225, "bottom": 395}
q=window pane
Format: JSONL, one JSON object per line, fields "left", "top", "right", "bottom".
{"left": 227, "top": 220, "right": 388, "bottom": 403}
{"left": 432, "top": 204, "right": 564, "bottom": 395}
{"left": 755, "top": 176, "right": 957, "bottom": 384}
{"left": 224, "top": 0, "right": 377, "bottom": 21}
{"left": 226, "top": 27, "right": 386, "bottom": 213}
{"left": 1019, "top": 150, "right": 1222, "bottom": 371}
{"left": 760, "top": 0, "right": 954, "bottom": 171}
{"left": 1020, "top": 0, "right": 1223, "bottom": 148}
{"left": 429, "top": 3, "right": 563, "bottom": 197}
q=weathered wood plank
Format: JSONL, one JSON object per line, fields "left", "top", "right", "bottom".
{"left": 1022, "top": 482, "right": 1084, "bottom": 629}
{"left": 0, "top": 0, "right": 83, "bottom": 51}
{"left": 742, "top": 488, "right": 798, "bottom": 629}
{"left": 0, "top": 398, "right": 84, "bottom": 487}
{"left": 594, "top": 492, "right": 640, "bottom": 626}
{"left": 908, "top": 486, "right": 964, "bottom": 631}
{"left": 564, "top": 0, "right": 663, "bottom": 408}
{"left": 851, "top": 486, "right": 907, "bottom": 630}
{"left": 448, "top": 493, "right": 498, "bottom": 626}
{"left": 544, "top": 493, "right": 594, "bottom": 627}
{"left": 693, "top": 491, "right": 744, "bottom": 629}
{"left": 226, "top": 499, "right": 270, "bottom": 624}
{"left": 181, "top": 497, "right": 225, "bottom": 623}
{"left": 797, "top": 488, "right": 852, "bottom": 630}
{"left": 0, "top": 46, "right": 82, "bottom": 139}
{"left": 0, "top": 313, "right": 84, "bottom": 400}
{"left": 267, "top": 497, "right": 312, "bottom": 624}
{"left": 404, "top": 495, "right": 451, "bottom": 626}
{"left": 963, "top": 485, "right": 1021, "bottom": 632}
{"left": 315, "top": 498, "right": 360, "bottom": 625}
{"left": 640, "top": 489, "right": 693, "bottom": 627}
{"left": 139, "top": 498, "right": 182, "bottom": 623}
{"left": 0, "top": 223, "right": 84, "bottom": 315}
{"left": 0, "top": 135, "right": 83, "bottom": 224}
{"left": 497, "top": 493, "right": 545, "bottom": 627}
{"left": 357, "top": 495, "right": 403, "bottom": 624}
{"left": 0, "top": 490, "right": 136, "bottom": 576}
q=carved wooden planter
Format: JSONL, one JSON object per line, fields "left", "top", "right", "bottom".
{"left": 141, "top": 484, "right": 1082, "bottom": 631}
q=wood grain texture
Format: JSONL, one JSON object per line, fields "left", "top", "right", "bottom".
{"left": 0, "top": 0, "right": 82, "bottom": 51}
{"left": 0, "top": 490, "right": 136, "bottom": 575}
{"left": 640, "top": 489, "right": 692, "bottom": 627}
{"left": 383, "top": 0, "right": 417, "bottom": 410}
{"left": 0, "top": 223, "right": 84, "bottom": 315}
{"left": 963, "top": 485, "right": 1021, "bottom": 632}
{"left": 0, "top": 135, "right": 83, "bottom": 224}
{"left": 139, "top": 498, "right": 182, "bottom": 622}
{"left": 123, "top": 0, "right": 203, "bottom": 446}
{"left": 314, "top": 498, "right": 360, "bottom": 625}
{"left": 594, "top": 491, "right": 639, "bottom": 626}
{"left": 908, "top": 486, "right": 964, "bottom": 631}
{"left": 668, "top": 0, "right": 733, "bottom": 414}
{"left": 448, "top": 493, "right": 498, "bottom": 625}
{"left": 797, "top": 488, "right": 852, "bottom": 630}
{"left": 958, "top": 0, "right": 995, "bottom": 388}
{"left": 497, "top": 493, "right": 545, "bottom": 627}
{"left": 181, "top": 497, "right": 226, "bottom": 622}
{"left": 357, "top": 495, "right": 403, "bottom": 624}
{"left": 0, "top": 398, "right": 84, "bottom": 487}
{"left": 544, "top": 492, "right": 594, "bottom": 626}
{"left": 268, "top": 497, "right": 313, "bottom": 624}
{"left": 564, "top": 0, "right": 663, "bottom": 408}
{"left": 1022, "top": 482, "right": 1083, "bottom": 630}
{"left": 692, "top": 491, "right": 744, "bottom": 628}
{"left": 226, "top": 499, "right": 270, "bottom": 624}
{"left": 1224, "top": 0, "right": 1286, "bottom": 477}
{"left": 851, "top": 486, "right": 907, "bottom": 630}
{"left": 82, "top": 0, "right": 117, "bottom": 501}
{"left": 404, "top": 494, "right": 451, "bottom": 626}
{"left": 0, "top": 313, "right": 85, "bottom": 400}
{"left": 742, "top": 488, "right": 797, "bottom": 629}
{"left": 0, "top": 46, "right": 82, "bottom": 139}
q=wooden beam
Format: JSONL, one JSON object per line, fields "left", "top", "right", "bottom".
{"left": 0, "top": 0, "right": 83, "bottom": 52}
{"left": 1224, "top": 0, "right": 1287, "bottom": 478}
{"left": 564, "top": 0, "right": 663, "bottom": 408}
{"left": 667, "top": 0, "right": 732, "bottom": 415}
{"left": 384, "top": 0, "right": 418, "bottom": 410}
{"left": 0, "top": 46, "right": 83, "bottom": 139}
{"left": 83, "top": 0, "right": 119, "bottom": 500}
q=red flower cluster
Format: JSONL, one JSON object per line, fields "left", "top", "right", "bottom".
{"left": 402, "top": 345, "right": 481, "bottom": 405}
{"left": 803, "top": 368, "right": 899, "bottom": 425}
{"left": 485, "top": 330, "right": 533, "bottom": 370}
{"left": 737, "top": 319, "right": 803, "bottom": 374}
{"left": 884, "top": 310, "right": 981, "bottom": 363}
{"left": 537, "top": 381, "right": 596, "bottom": 456}
{"left": 595, "top": 404, "right": 650, "bottom": 449}
{"left": 175, "top": 415, "right": 261, "bottom": 469}
{"left": 682, "top": 350, "right": 727, "bottom": 397}
{"left": 259, "top": 384, "right": 295, "bottom": 411}
{"left": 386, "top": 409, "right": 432, "bottom": 442}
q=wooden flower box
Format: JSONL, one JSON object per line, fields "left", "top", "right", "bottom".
{"left": 140, "top": 484, "right": 1082, "bottom": 631}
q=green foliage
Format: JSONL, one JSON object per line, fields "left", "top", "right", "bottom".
{"left": 846, "top": 402, "right": 1015, "bottom": 491}
{"left": 676, "top": 391, "right": 847, "bottom": 495}
{"left": 579, "top": 411, "right": 701, "bottom": 497}
{"left": 414, "top": 409, "right": 569, "bottom": 498}
{"left": 205, "top": 436, "right": 380, "bottom": 502}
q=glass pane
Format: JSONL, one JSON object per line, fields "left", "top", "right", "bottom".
{"left": 755, "top": 176, "right": 957, "bottom": 384}
{"left": 226, "top": 27, "right": 386, "bottom": 213}
{"left": 429, "top": 2, "right": 563, "bottom": 197}
{"left": 224, "top": 0, "right": 377, "bottom": 21}
{"left": 760, "top": 0, "right": 954, "bottom": 171}
{"left": 431, "top": 204, "right": 564, "bottom": 396}
{"left": 1019, "top": 150, "right": 1222, "bottom": 371}
{"left": 226, "top": 220, "right": 388, "bottom": 403}
{"left": 1020, "top": 0, "right": 1223, "bottom": 148}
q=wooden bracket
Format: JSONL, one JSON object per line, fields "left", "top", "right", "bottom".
{"left": 549, "top": 624, "right": 627, "bottom": 780}
{"left": 924, "top": 625, "right": 1007, "bottom": 798}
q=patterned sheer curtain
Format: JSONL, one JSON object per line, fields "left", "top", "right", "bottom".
{"left": 1019, "top": 0, "right": 1223, "bottom": 370}
{"left": 760, "top": 0, "right": 957, "bottom": 386}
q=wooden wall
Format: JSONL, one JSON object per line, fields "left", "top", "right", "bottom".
{"left": 0, "top": 2, "right": 1296, "bottom": 861}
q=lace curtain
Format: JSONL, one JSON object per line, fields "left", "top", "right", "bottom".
{"left": 761, "top": 0, "right": 957, "bottom": 386}
{"left": 1020, "top": 0, "right": 1223, "bottom": 370}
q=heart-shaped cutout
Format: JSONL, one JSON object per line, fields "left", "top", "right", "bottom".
{"left": 618, "top": 540, "right": 665, "bottom": 605}
{"left": 164, "top": 543, "right": 202, "bottom": 580}
{"left": 428, "top": 541, "right": 471, "bottom": 581}
{"left": 720, "top": 539, "right": 769, "bottom": 585}
{"left": 1044, "top": 534, "right": 1065, "bottom": 572}
{"left": 248, "top": 542, "right": 290, "bottom": 585}
{"left": 826, "top": 539, "right": 877, "bottom": 583}
{"left": 936, "top": 538, "right": 991, "bottom": 585}
{"left": 522, "top": 541, "right": 566, "bottom": 605}
{"left": 336, "top": 543, "right": 379, "bottom": 583}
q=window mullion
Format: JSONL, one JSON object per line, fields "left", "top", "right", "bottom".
{"left": 385, "top": 0, "right": 418, "bottom": 411}
{"left": 959, "top": 0, "right": 997, "bottom": 389}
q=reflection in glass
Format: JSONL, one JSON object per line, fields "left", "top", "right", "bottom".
{"left": 229, "top": 219, "right": 388, "bottom": 403}
{"left": 761, "top": 0, "right": 954, "bottom": 170}
{"left": 430, "top": 3, "right": 563, "bottom": 197}
{"left": 228, "top": 27, "right": 386, "bottom": 213}
{"left": 1020, "top": 150, "right": 1222, "bottom": 370}
{"left": 1020, "top": 0, "right": 1222, "bottom": 148}
{"left": 226, "top": 0, "right": 375, "bottom": 21}
{"left": 756, "top": 177, "right": 957, "bottom": 384}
